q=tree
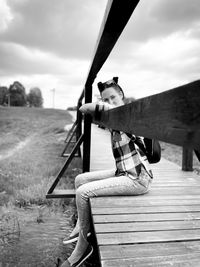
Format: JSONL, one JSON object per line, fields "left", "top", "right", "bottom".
{"left": 9, "top": 81, "right": 27, "bottom": 106}
{"left": 0, "top": 86, "right": 8, "bottom": 105}
{"left": 27, "top": 87, "right": 43, "bottom": 107}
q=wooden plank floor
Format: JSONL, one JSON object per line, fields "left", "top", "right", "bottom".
{"left": 90, "top": 125, "right": 200, "bottom": 267}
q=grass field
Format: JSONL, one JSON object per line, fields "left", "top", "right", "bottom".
{"left": 0, "top": 106, "right": 82, "bottom": 207}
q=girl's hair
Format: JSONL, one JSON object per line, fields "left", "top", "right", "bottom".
{"left": 97, "top": 77, "right": 125, "bottom": 99}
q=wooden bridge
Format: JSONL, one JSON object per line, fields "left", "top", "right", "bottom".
{"left": 46, "top": 0, "right": 200, "bottom": 266}
{"left": 90, "top": 125, "right": 200, "bottom": 267}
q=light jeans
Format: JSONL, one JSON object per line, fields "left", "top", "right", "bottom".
{"left": 74, "top": 167, "right": 152, "bottom": 238}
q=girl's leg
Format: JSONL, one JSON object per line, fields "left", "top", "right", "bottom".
{"left": 68, "top": 170, "right": 151, "bottom": 265}
{"left": 75, "top": 169, "right": 115, "bottom": 189}
{"left": 69, "top": 169, "right": 115, "bottom": 237}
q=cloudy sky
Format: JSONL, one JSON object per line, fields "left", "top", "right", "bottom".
{"left": 0, "top": 0, "right": 199, "bottom": 109}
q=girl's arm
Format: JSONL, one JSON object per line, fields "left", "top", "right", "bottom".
{"left": 79, "top": 103, "right": 113, "bottom": 125}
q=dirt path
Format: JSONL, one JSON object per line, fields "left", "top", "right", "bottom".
{"left": 0, "top": 137, "right": 32, "bottom": 161}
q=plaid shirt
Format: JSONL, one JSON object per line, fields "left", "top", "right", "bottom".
{"left": 111, "top": 131, "right": 153, "bottom": 179}
{"left": 94, "top": 103, "right": 153, "bottom": 179}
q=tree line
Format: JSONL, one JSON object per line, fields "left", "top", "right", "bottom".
{"left": 0, "top": 81, "right": 43, "bottom": 107}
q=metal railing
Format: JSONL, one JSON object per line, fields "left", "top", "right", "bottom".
{"left": 46, "top": 89, "right": 84, "bottom": 197}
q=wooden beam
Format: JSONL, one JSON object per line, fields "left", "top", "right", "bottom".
{"left": 85, "top": 0, "right": 140, "bottom": 86}
{"left": 96, "top": 80, "right": 200, "bottom": 149}
{"left": 46, "top": 189, "right": 75, "bottom": 199}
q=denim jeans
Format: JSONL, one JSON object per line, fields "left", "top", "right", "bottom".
{"left": 75, "top": 167, "right": 152, "bottom": 238}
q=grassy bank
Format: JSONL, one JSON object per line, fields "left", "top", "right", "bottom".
{"left": 0, "top": 106, "right": 82, "bottom": 207}
{"left": 160, "top": 142, "right": 200, "bottom": 174}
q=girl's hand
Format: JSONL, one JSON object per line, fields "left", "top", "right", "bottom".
{"left": 79, "top": 103, "right": 97, "bottom": 116}
{"left": 79, "top": 102, "right": 114, "bottom": 127}
{"left": 79, "top": 102, "right": 114, "bottom": 122}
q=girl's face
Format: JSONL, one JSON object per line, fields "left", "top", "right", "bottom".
{"left": 101, "top": 87, "right": 124, "bottom": 107}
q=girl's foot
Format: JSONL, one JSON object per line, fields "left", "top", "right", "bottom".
{"left": 61, "top": 245, "right": 93, "bottom": 267}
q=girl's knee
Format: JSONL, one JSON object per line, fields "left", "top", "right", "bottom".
{"left": 75, "top": 174, "right": 83, "bottom": 189}
{"left": 75, "top": 173, "right": 88, "bottom": 189}
{"left": 76, "top": 185, "right": 89, "bottom": 201}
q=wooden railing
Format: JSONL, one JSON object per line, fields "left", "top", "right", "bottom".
{"left": 46, "top": 90, "right": 84, "bottom": 198}
{"left": 61, "top": 90, "right": 84, "bottom": 157}
{"left": 46, "top": 0, "right": 199, "bottom": 199}
{"left": 94, "top": 80, "right": 200, "bottom": 171}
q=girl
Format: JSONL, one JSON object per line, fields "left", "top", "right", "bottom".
{"left": 61, "top": 77, "right": 153, "bottom": 267}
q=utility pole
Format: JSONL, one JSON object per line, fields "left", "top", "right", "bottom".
{"left": 50, "top": 88, "right": 55, "bottom": 108}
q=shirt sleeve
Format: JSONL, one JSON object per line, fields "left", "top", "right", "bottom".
{"left": 94, "top": 102, "right": 114, "bottom": 121}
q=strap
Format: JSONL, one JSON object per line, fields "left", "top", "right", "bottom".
{"left": 125, "top": 133, "right": 146, "bottom": 155}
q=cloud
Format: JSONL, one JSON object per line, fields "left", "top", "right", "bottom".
{"left": 0, "top": 41, "right": 91, "bottom": 77}
{"left": 0, "top": 0, "right": 13, "bottom": 32}
{"left": 1, "top": 0, "right": 107, "bottom": 58}
{"left": 102, "top": 32, "right": 200, "bottom": 83}
{"left": 152, "top": 0, "right": 200, "bottom": 24}
{"left": 133, "top": 33, "right": 200, "bottom": 77}
{"left": 0, "top": 0, "right": 199, "bottom": 109}
{"left": 122, "top": 0, "right": 200, "bottom": 42}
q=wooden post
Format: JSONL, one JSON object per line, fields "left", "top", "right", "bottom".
{"left": 82, "top": 85, "right": 92, "bottom": 172}
{"left": 182, "top": 147, "right": 193, "bottom": 171}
